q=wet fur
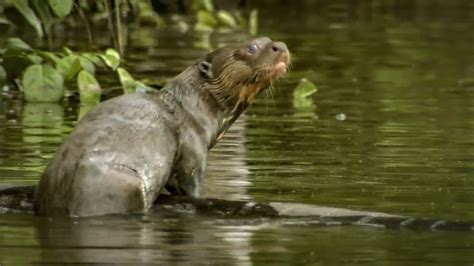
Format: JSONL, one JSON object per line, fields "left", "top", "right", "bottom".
{"left": 34, "top": 37, "right": 290, "bottom": 217}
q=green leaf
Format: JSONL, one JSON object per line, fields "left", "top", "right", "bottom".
{"left": 0, "top": 65, "right": 6, "bottom": 87}
{"left": 117, "top": 67, "right": 138, "bottom": 94}
{"left": 194, "top": 22, "right": 214, "bottom": 32}
{"left": 216, "top": 10, "right": 237, "bottom": 29}
{"left": 13, "top": 0, "right": 44, "bottom": 38}
{"left": 294, "top": 78, "right": 317, "bottom": 98}
{"left": 48, "top": 0, "right": 73, "bottom": 19}
{"left": 202, "top": 0, "right": 214, "bottom": 11}
{"left": 63, "top": 47, "right": 73, "bottom": 54}
{"left": 117, "top": 67, "right": 153, "bottom": 94}
{"left": 196, "top": 10, "right": 217, "bottom": 27}
{"left": 100, "top": 49, "right": 120, "bottom": 70}
{"left": 78, "top": 102, "right": 96, "bottom": 121}
{"left": 22, "top": 64, "right": 65, "bottom": 102}
{"left": 2, "top": 48, "right": 35, "bottom": 79}
{"left": 0, "top": 16, "right": 11, "bottom": 25}
{"left": 27, "top": 54, "right": 44, "bottom": 64}
{"left": 193, "top": 0, "right": 213, "bottom": 11}
{"left": 79, "top": 56, "right": 96, "bottom": 74}
{"left": 32, "top": 0, "right": 53, "bottom": 33}
{"left": 293, "top": 78, "right": 317, "bottom": 108}
{"left": 37, "top": 51, "right": 61, "bottom": 64}
{"left": 235, "top": 12, "right": 245, "bottom": 27}
{"left": 77, "top": 70, "right": 101, "bottom": 104}
{"left": 6, "top": 37, "right": 33, "bottom": 51}
{"left": 82, "top": 53, "right": 105, "bottom": 68}
{"left": 249, "top": 9, "right": 258, "bottom": 36}
{"left": 56, "top": 54, "right": 82, "bottom": 81}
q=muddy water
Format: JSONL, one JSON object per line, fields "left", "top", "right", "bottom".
{"left": 1, "top": 2, "right": 473, "bottom": 265}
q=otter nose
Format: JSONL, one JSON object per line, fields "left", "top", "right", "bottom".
{"left": 271, "top": 42, "right": 288, "bottom": 53}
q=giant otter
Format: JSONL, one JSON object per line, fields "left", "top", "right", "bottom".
{"left": 34, "top": 37, "right": 291, "bottom": 217}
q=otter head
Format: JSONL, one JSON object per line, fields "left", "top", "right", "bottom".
{"left": 198, "top": 37, "right": 291, "bottom": 111}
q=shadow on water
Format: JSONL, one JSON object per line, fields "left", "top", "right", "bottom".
{"left": 1, "top": 1, "right": 474, "bottom": 264}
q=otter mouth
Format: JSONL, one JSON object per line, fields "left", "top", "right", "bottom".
{"left": 269, "top": 53, "right": 291, "bottom": 79}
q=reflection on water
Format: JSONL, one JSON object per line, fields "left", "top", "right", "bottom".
{"left": 1, "top": 1, "right": 474, "bottom": 264}
{"left": 0, "top": 213, "right": 472, "bottom": 264}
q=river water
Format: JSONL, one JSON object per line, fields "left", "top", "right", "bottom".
{"left": 1, "top": 1, "right": 473, "bottom": 265}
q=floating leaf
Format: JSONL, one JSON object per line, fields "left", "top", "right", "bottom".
{"left": 217, "top": 10, "right": 237, "bottom": 29}
{"left": 32, "top": 0, "right": 53, "bottom": 33}
{"left": 100, "top": 49, "right": 120, "bottom": 70}
{"left": 294, "top": 78, "right": 317, "bottom": 98}
{"left": 22, "top": 64, "right": 64, "bottom": 102}
{"left": 56, "top": 55, "right": 82, "bottom": 81}
{"left": 48, "top": 0, "right": 73, "bottom": 19}
{"left": 6, "top": 37, "right": 33, "bottom": 51}
{"left": 293, "top": 78, "right": 317, "bottom": 108}
{"left": 13, "top": 0, "right": 44, "bottom": 38}
{"left": 77, "top": 70, "right": 101, "bottom": 104}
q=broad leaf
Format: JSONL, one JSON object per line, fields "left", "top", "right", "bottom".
{"left": 194, "top": 0, "right": 213, "bottom": 11}
{"left": 194, "top": 22, "right": 214, "bottom": 32}
{"left": 82, "top": 53, "right": 105, "bottom": 68}
{"left": 77, "top": 70, "right": 101, "bottom": 104}
{"left": 197, "top": 10, "right": 217, "bottom": 27}
{"left": 32, "top": 0, "right": 53, "bottom": 33}
{"left": 0, "top": 16, "right": 11, "bottom": 25}
{"left": 117, "top": 67, "right": 153, "bottom": 94}
{"left": 249, "top": 9, "right": 258, "bottom": 36}
{"left": 117, "top": 67, "right": 137, "bottom": 94}
{"left": 6, "top": 37, "right": 33, "bottom": 51}
{"left": 2, "top": 49, "right": 35, "bottom": 79}
{"left": 293, "top": 78, "right": 317, "bottom": 108}
{"left": 37, "top": 51, "right": 61, "bottom": 64}
{"left": 22, "top": 64, "right": 65, "bottom": 102}
{"left": 79, "top": 56, "right": 96, "bottom": 74}
{"left": 13, "top": 0, "right": 44, "bottom": 38}
{"left": 100, "top": 49, "right": 120, "bottom": 70}
{"left": 0, "top": 65, "right": 6, "bottom": 87}
{"left": 56, "top": 54, "right": 82, "bottom": 80}
{"left": 217, "top": 10, "right": 237, "bottom": 29}
{"left": 27, "top": 54, "right": 44, "bottom": 64}
{"left": 48, "top": 0, "right": 73, "bottom": 19}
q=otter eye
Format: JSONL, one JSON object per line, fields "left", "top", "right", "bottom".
{"left": 247, "top": 44, "right": 258, "bottom": 54}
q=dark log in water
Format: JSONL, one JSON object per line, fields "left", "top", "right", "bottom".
{"left": 0, "top": 184, "right": 472, "bottom": 231}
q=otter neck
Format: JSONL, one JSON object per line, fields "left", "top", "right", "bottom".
{"left": 162, "top": 65, "right": 246, "bottom": 149}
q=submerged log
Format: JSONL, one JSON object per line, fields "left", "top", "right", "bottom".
{"left": 0, "top": 184, "right": 472, "bottom": 231}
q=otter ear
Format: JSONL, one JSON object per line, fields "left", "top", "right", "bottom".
{"left": 198, "top": 61, "right": 213, "bottom": 79}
